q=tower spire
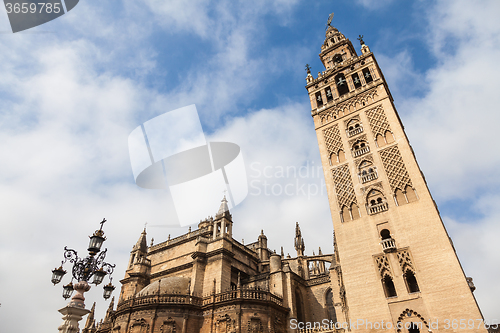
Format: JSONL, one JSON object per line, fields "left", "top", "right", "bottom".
{"left": 217, "top": 195, "right": 229, "bottom": 215}
{"left": 294, "top": 222, "right": 305, "bottom": 256}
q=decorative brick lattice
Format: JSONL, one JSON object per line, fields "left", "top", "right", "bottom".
{"left": 397, "top": 250, "right": 415, "bottom": 272}
{"left": 375, "top": 255, "right": 392, "bottom": 278}
{"left": 365, "top": 105, "right": 391, "bottom": 138}
{"left": 319, "top": 87, "right": 379, "bottom": 124}
{"left": 379, "top": 145, "right": 412, "bottom": 192}
{"left": 323, "top": 124, "right": 343, "bottom": 155}
{"left": 331, "top": 165, "right": 357, "bottom": 209}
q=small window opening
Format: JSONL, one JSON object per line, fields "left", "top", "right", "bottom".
{"left": 405, "top": 270, "right": 420, "bottom": 293}
{"left": 362, "top": 68, "right": 373, "bottom": 84}
{"left": 380, "top": 229, "right": 391, "bottom": 240}
{"left": 351, "top": 73, "right": 362, "bottom": 88}
{"left": 383, "top": 275, "right": 397, "bottom": 297}
{"left": 325, "top": 86, "right": 333, "bottom": 102}
{"left": 336, "top": 73, "right": 349, "bottom": 96}
{"left": 315, "top": 92, "right": 323, "bottom": 107}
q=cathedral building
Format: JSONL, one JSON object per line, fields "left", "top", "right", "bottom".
{"left": 87, "top": 16, "right": 485, "bottom": 333}
{"left": 88, "top": 197, "right": 341, "bottom": 333}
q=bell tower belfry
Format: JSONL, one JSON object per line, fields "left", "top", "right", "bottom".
{"left": 306, "top": 15, "right": 485, "bottom": 331}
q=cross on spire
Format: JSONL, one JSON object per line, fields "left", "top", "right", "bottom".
{"left": 357, "top": 34, "right": 365, "bottom": 45}
{"left": 99, "top": 218, "right": 107, "bottom": 230}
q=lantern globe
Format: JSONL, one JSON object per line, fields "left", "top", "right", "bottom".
{"left": 62, "top": 282, "right": 74, "bottom": 300}
{"left": 88, "top": 229, "right": 106, "bottom": 255}
{"left": 103, "top": 282, "right": 115, "bottom": 300}
{"left": 93, "top": 268, "right": 106, "bottom": 285}
{"left": 51, "top": 266, "right": 66, "bottom": 285}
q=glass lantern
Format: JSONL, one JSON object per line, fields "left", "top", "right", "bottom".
{"left": 103, "top": 282, "right": 115, "bottom": 300}
{"left": 51, "top": 266, "right": 66, "bottom": 285}
{"left": 62, "top": 282, "right": 74, "bottom": 300}
{"left": 88, "top": 230, "right": 106, "bottom": 255}
{"left": 93, "top": 268, "right": 106, "bottom": 285}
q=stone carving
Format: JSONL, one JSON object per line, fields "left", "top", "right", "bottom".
{"left": 397, "top": 250, "right": 415, "bottom": 272}
{"left": 379, "top": 145, "right": 412, "bottom": 193}
{"left": 374, "top": 255, "right": 392, "bottom": 278}
{"left": 365, "top": 105, "right": 391, "bottom": 138}
{"left": 331, "top": 165, "right": 357, "bottom": 209}
{"left": 323, "top": 124, "right": 344, "bottom": 155}
{"left": 318, "top": 87, "right": 379, "bottom": 123}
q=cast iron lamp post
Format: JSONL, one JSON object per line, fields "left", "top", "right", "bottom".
{"left": 51, "top": 218, "right": 116, "bottom": 333}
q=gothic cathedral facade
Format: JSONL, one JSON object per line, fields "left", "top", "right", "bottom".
{"left": 305, "top": 22, "right": 485, "bottom": 332}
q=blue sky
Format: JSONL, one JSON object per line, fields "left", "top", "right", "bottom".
{"left": 0, "top": 0, "right": 499, "bottom": 332}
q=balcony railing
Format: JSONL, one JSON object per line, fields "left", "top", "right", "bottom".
{"left": 202, "top": 289, "right": 283, "bottom": 307}
{"left": 347, "top": 126, "right": 363, "bottom": 137}
{"left": 353, "top": 146, "right": 370, "bottom": 157}
{"left": 381, "top": 238, "right": 397, "bottom": 252}
{"left": 368, "top": 202, "right": 388, "bottom": 214}
{"left": 360, "top": 171, "right": 377, "bottom": 183}
{"left": 117, "top": 293, "right": 203, "bottom": 311}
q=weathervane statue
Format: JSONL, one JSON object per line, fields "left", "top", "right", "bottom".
{"left": 326, "top": 12, "right": 334, "bottom": 30}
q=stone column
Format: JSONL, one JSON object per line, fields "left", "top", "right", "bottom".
{"left": 58, "top": 281, "right": 91, "bottom": 333}
{"left": 57, "top": 306, "right": 91, "bottom": 333}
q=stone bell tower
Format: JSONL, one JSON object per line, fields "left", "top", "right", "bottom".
{"left": 305, "top": 15, "right": 485, "bottom": 332}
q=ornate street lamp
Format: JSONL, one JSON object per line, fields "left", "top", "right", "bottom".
{"left": 52, "top": 218, "right": 116, "bottom": 333}
{"left": 62, "top": 282, "right": 74, "bottom": 300}
{"left": 51, "top": 266, "right": 66, "bottom": 285}
{"left": 103, "top": 280, "right": 116, "bottom": 300}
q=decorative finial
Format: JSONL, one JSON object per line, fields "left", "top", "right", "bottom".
{"left": 357, "top": 34, "right": 365, "bottom": 45}
{"left": 99, "top": 218, "right": 107, "bottom": 230}
{"left": 150, "top": 238, "right": 154, "bottom": 247}
{"left": 305, "top": 64, "right": 311, "bottom": 74}
{"left": 326, "top": 12, "right": 334, "bottom": 30}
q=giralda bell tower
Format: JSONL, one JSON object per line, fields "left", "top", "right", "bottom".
{"left": 305, "top": 15, "right": 486, "bottom": 332}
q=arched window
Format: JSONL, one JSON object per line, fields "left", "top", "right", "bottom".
{"left": 376, "top": 134, "right": 386, "bottom": 148}
{"left": 382, "top": 274, "right": 397, "bottom": 298}
{"left": 405, "top": 185, "right": 418, "bottom": 203}
{"left": 358, "top": 161, "right": 377, "bottom": 183}
{"left": 367, "top": 189, "right": 388, "bottom": 214}
{"left": 335, "top": 73, "right": 349, "bottom": 96}
{"left": 341, "top": 206, "right": 351, "bottom": 222}
{"left": 351, "top": 72, "right": 362, "bottom": 89}
{"left": 380, "top": 229, "right": 391, "bottom": 240}
{"left": 380, "top": 229, "right": 396, "bottom": 252}
{"left": 325, "top": 86, "right": 334, "bottom": 102}
{"left": 337, "top": 150, "right": 346, "bottom": 163}
{"left": 385, "top": 130, "right": 395, "bottom": 143}
{"left": 362, "top": 67, "right": 373, "bottom": 84}
{"left": 346, "top": 119, "right": 363, "bottom": 137}
{"left": 352, "top": 139, "right": 369, "bottom": 157}
{"left": 404, "top": 270, "right": 420, "bottom": 293}
{"left": 351, "top": 203, "right": 360, "bottom": 219}
{"left": 395, "top": 188, "right": 407, "bottom": 206}
{"left": 295, "top": 289, "right": 305, "bottom": 323}
{"left": 316, "top": 91, "right": 323, "bottom": 108}
{"left": 325, "top": 289, "right": 337, "bottom": 323}
{"left": 329, "top": 152, "right": 337, "bottom": 166}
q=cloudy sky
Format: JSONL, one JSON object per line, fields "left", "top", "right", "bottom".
{"left": 0, "top": 0, "right": 499, "bottom": 331}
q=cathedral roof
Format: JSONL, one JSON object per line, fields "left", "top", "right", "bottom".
{"left": 136, "top": 276, "right": 190, "bottom": 297}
